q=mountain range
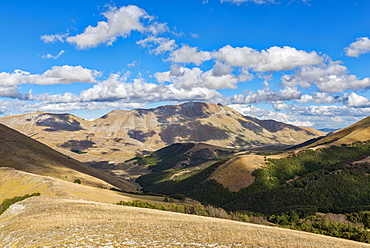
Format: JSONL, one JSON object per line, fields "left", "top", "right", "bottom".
{"left": 0, "top": 102, "right": 323, "bottom": 165}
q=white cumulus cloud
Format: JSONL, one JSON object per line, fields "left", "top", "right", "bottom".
{"left": 168, "top": 45, "right": 212, "bottom": 65}
{"left": 154, "top": 65, "right": 243, "bottom": 89}
{"left": 297, "top": 92, "right": 341, "bottom": 104}
{"left": 79, "top": 73, "right": 222, "bottom": 103}
{"left": 0, "top": 66, "right": 100, "bottom": 96}
{"left": 228, "top": 104, "right": 315, "bottom": 127}
{"left": 345, "top": 37, "right": 370, "bottom": 57}
{"left": 282, "top": 63, "right": 370, "bottom": 92}
{"left": 34, "top": 65, "right": 101, "bottom": 85}
{"left": 344, "top": 92, "right": 370, "bottom": 107}
{"left": 230, "top": 87, "right": 302, "bottom": 104}
{"left": 214, "top": 45, "right": 323, "bottom": 72}
{"left": 137, "top": 37, "right": 177, "bottom": 55}
{"left": 43, "top": 5, "right": 168, "bottom": 49}
{"left": 66, "top": 5, "right": 148, "bottom": 49}
{"left": 0, "top": 66, "right": 100, "bottom": 100}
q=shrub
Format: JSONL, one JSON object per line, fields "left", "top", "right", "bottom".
{"left": 0, "top": 192, "right": 40, "bottom": 215}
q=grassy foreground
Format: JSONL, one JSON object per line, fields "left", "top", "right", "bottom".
{"left": 1, "top": 195, "right": 370, "bottom": 248}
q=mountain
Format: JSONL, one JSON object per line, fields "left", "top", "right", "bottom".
{"left": 0, "top": 123, "right": 137, "bottom": 192}
{"left": 0, "top": 102, "right": 321, "bottom": 165}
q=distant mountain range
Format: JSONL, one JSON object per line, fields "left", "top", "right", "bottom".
{"left": 318, "top": 128, "right": 339, "bottom": 133}
{"left": 0, "top": 102, "right": 323, "bottom": 164}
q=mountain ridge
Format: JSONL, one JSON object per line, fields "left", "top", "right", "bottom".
{"left": 0, "top": 102, "right": 322, "bottom": 165}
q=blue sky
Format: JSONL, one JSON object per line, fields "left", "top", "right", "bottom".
{"left": 1, "top": 0, "right": 370, "bottom": 129}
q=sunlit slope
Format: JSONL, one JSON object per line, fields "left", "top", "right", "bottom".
{"left": 305, "top": 116, "right": 370, "bottom": 148}
{"left": 1, "top": 195, "right": 369, "bottom": 248}
{"left": 0, "top": 167, "right": 153, "bottom": 203}
{"left": 0, "top": 123, "right": 137, "bottom": 192}
{"left": 209, "top": 154, "right": 265, "bottom": 192}
{"left": 0, "top": 168, "right": 158, "bottom": 204}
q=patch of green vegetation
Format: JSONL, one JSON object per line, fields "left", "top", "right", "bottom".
{"left": 134, "top": 143, "right": 196, "bottom": 171}
{"left": 268, "top": 211, "right": 370, "bottom": 243}
{"left": 135, "top": 143, "right": 238, "bottom": 204}
{"left": 116, "top": 199, "right": 248, "bottom": 221}
{"left": 225, "top": 141, "right": 370, "bottom": 215}
{"left": 71, "top": 150, "right": 87, "bottom": 154}
{"left": 0, "top": 192, "right": 41, "bottom": 215}
{"left": 137, "top": 159, "right": 235, "bottom": 206}
{"left": 267, "top": 143, "right": 370, "bottom": 183}
{"left": 74, "top": 179, "right": 81, "bottom": 184}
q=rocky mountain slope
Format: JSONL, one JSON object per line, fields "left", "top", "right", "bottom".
{"left": 0, "top": 102, "right": 322, "bottom": 164}
{"left": 0, "top": 123, "right": 137, "bottom": 192}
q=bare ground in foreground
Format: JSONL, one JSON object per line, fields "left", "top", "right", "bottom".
{"left": 1, "top": 196, "right": 370, "bottom": 248}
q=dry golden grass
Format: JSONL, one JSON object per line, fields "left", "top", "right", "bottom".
{"left": 0, "top": 168, "right": 169, "bottom": 204}
{"left": 1, "top": 196, "right": 370, "bottom": 248}
{"left": 0, "top": 123, "right": 138, "bottom": 192}
{"left": 300, "top": 127, "right": 327, "bottom": 136}
{"left": 306, "top": 116, "right": 370, "bottom": 149}
{"left": 209, "top": 155, "right": 265, "bottom": 191}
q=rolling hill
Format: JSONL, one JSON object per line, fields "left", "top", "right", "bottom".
{"left": 296, "top": 116, "right": 370, "bottom": 149}
{"left": 1, "top": 195, "right": 369, "bottom": 247}
{"left": 0, "top": 123, "right": 137, "bottom": 192}
{"left": 0, "top": 167, "right": 163, "bottom": 204}
{"left": 134, "top": 116, "right": 370, "bottom": 216}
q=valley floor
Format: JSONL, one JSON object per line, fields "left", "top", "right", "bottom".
{"left": 1, "top": 196, "right": 370, "bottom": 248}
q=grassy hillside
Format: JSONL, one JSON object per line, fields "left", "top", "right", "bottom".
{"left": 0, "top": 123, "right": 137, "bottom": 192}
{"left": 0, "top": 168, "right": 167, "bottom": 204}
{"left": 1, "top": 195, "right": 369, "bottom": 247}
{"left": 136, "top": 140, "right": 370, "bottom": 214}
{"left": 301, "top": 116, "right": 370, "bottom": 149}
{"left": 133, "top": 142, "right": 235, "bottom": 183}
{"left": 208, "top": 154, "right": 265, "bottom": 191}
{"left": 225, "top": 141, "right": 370, "bottom": 214}
{"left": 136, "top": 116, "right": 370, "bottom": 214}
